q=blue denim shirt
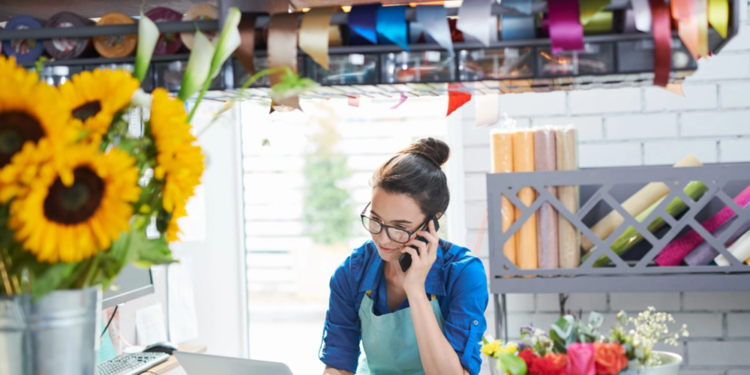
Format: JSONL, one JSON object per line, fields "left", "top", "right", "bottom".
{"left": 318, "top": 239, "right": 488, "bottom": 375}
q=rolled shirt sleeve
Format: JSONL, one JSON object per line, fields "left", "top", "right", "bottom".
{"left": 319, "top": 256, "right": 361, "bottom": 372}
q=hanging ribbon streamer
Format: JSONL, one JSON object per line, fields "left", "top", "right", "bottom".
{"left": 631, "top": 0, "right": 653, "bottom": 32}
{"left": 502, "top": 0, "right": 535, "bottom": 40}
{"left": 623, "top": 9, "right": 639, "bottom": 33}
{"left": 391, "top": 93, "right": 408, "bottom": 109}
{"left": 475, "top": 94, "right": 500, "bottom": 127}
{"left": 300, "top": 7, "right": 336, "bottom": 70}
{"left": 268, "top": 13, "right": 301, "bottom": 110}
{"left": 235, "top": 14, "right": 258, "bottom": 78}
{"left": 708, "top": 0, "right": 728, "bottom": 38}
{"left": 675, "top": 0, "right": 700, "bottom": 58}
{"left": 447, "top": 83, "right": 472, "bottom": 117}
{"left": 548, "top": 0, "right": 584, "bottom": 54}
{"left": 414, "top": 5, "right": 454, "bottom": 54}
{"left": 579, "top": 0, "right": 613, "bottom": 34}
{"left": 457, "top": 0, "right": 494, "bottom": 46}
{"left": 376, "top": 5, "right": 409, "bottom": 51}
{"left": 348, "top": 4, "right": 380, "bottom": 45}
{"left": 649, "top": 0, "right": 672, "bottom": 87}
{"left": 348, "top": 95, "right": 360, "bottom": 107}
{"left": 662, "top": 82, "right": 685, "bottom": 96}
{"left": 696, "top": 0, "right": 709, "bottom": 57}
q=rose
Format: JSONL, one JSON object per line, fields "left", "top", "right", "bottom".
{"left": 518, "top": 348, "right": 539, "bottom": 368}
{"left": 593, "top": 343, "right": 628, "bottom": 375}
{"left": 567, "top": 343, "right": 595, "bottom": 375}
{"left": 529, "top": 353, "right": 569, "bottom": 375}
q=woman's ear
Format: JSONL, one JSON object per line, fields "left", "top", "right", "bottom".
{"left": 435, "top": 213, "right": 443, "bottom": 220}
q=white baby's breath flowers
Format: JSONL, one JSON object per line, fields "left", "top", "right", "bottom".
{"left": 627, "top": 306, "right": 689, "bottom": 367}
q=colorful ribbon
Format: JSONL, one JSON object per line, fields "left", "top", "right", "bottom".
{"left": 502, "top": 0, "right": 535, "bottom": 40}
{"left": 696, "top": 0, "right": 709, "bottom": 57}
{"left": 235, "top": 13, "right": 258, "bottom": 78}
{"left": 376, "top": 5, "right": 409, "bottom": 51}
{"left": 457, "top": 0, "right": 494, "bottom": 46}
{"left": 268, "top": 13, "right": 301, "bottom": 110}
{"left": 674, "top": 0, "right": 699, "bottom": 58}
{"left": 414, "top": 5, "right": 454, "bottom": 54}
{"left": 447, "top": 83, "right": 471, "bottom": 117}
{"left": 631, "top": 0, "right": 653, "bottom": 32}
{"left": 300, "top": 7, "right": 336, "bottom": 70}
{"left": 348, "top": 4, "right": 380, "bottom": 45}
{"left": 708, "top": 0, "right": 729, "bottom": 38}
{"left": 649, "top": 0, "right": 672, "bottom": 87}
{"left": 548, "top": 0, "right": 584, "bottom": 54}
{"left": 579, "top": 0, "right": 612, "bottom": 34}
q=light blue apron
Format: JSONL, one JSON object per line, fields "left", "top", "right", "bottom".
{"left": 355, "top": 290, "right": 445, "bottom": 375}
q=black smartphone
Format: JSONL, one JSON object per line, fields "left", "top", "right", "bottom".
{"left": 398, "top": 216, "right": 440, "bottom": 272}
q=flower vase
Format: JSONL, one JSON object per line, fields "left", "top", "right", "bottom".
{"left": 489, "top": 356, "right": 502, "bottom": 375}
{"left": 0, "top": 286, "right": 101, "bottom": 375}
{"left": 619, "top": 351, "right": 683, "bottom": 375}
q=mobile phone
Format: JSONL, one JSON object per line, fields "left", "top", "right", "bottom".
{"left": 398, "top": 216, "right": 440, "bottom": 272}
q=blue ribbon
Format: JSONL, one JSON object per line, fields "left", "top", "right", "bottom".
{"left": 501, "top": 0, "right": 536, "bottom": 40}
{"left": 414, "top": 5, "right": 454, "bottom": 54}
{"left": 376, "top": 5, "right": 409, "bottom": 51}
{"left": 349, "top": 4, "right": 380, "bottom": 45}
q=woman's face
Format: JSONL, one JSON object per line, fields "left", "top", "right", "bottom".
{"left": 368, "top": 187, "right": 426, "bottom": 263}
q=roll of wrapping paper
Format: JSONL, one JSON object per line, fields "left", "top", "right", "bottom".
{"left": 684, "top": 205, "right": 750, "bottom": 266}
{"left": 715, "top": 228, "right": 750, "bottom": 266}
{"left": 513, "top": 130, "right": 538, "bottom": 273}
{"left": 268, "top": 13, "right": 300, "bottom": 110}
{"left": 655, "top": 184, "right": 750, "bottom": 266}
{"left": 93, "top": 13, "right": 137, "bottom": 58}
{"left": 490, "top": 129, "right": 516, "bottom": 266}
{"left": 581, "top": 154, "right": 703, "bottom": 252}
{"left": 300, "top": 7, "right": 336, "bottom": 70}
{"left": 583, "top": 180, "right": 709, "bottom": 267}
{"left": 180, "top": 4, "right": 219, "bottom": 50}
{"left": 534, "top": 128, "right": 559, "bottom": 270}
{"left": 556, "top": 126, "right": 580, "bottom": 269}
{"left": 43, "top": 12, "right": 95, "bottom": 60}
{"left": 2, "top": 16, "right": 46, "bottom": 63}
{"left": 145, "top": 7, "right": 184, "bottom": 55}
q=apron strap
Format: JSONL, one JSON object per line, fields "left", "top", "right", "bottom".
{"left": 365, "top": 290, "right": 436, "bottom": 301}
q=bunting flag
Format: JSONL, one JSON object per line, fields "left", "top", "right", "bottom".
{"left": 348, "top": 4, "right": 380, "bottom": 45}
{"left": 457, "top": 0, "right": 494, "bottom": 46}
{"left": 631, "top": 0, "right": 653, "bottom": 32}
{"left": 662, "top": 82, "right": 685, "bottom": 96}
{"left": 268, "top": 13, "right": 301, "bottom": 110}
{"left": 376, "top": 5, "right": 409, "bottom": 50}
{"left": 675, "top": 0, "right": 700, "bottom": 58}
{"left": 348, "top": 95, "right": 360, "bottom": 107}
{"left": 300, "top": 7, "right": 336, "bottom": 70}
{"left": 391, "top": 93, "right": 408, "bottom": 109}
{"left": 475, "top": 94, "right": 500, "bottom": 127}
{"left": 447, "top": 83, "right": 471, "bottom": 117}
{"left": 235, "top": 14, "right": 259, "bottom": 78}
{"left": 414, "top": 5, "right": 454, "bottom": 54}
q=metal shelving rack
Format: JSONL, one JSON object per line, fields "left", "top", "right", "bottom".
{"left": 486, "top": 163, "right": 750, "bottom": 340}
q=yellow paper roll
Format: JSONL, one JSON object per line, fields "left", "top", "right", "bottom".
{"left": 490, "top": 129, "right": 516, "bottom": 266}
{"left": 93, "top": 13, "right": 137, "bottom": 58}
{"left": 513, "top": 130, "right": 537, "bottom": 273}
{"left": 581, "top": 154, "right": 703, "bottom": 252}
{"left": 180, "top": 4, "right": 219, "bottom": 50}
{"left": 555, "top": 126, "right": 580, "bottom": 269}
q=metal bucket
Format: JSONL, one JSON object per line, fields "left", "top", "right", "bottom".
{"left": 619, "top": 351, "right": 683, "bottom": 375}
{"left": 0, "top": 286, "right": 101, "bottom": 375}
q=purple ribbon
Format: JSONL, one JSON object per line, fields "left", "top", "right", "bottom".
{"left": 548, "top": 0, "right": 584, "bottom": 54}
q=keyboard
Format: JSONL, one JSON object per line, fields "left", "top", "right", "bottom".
{"left": 96, "top": 352, "right": 170, "bottom": 375}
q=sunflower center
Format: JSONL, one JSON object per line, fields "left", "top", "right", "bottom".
{"left": 72, "top": 101, "right": 102, "bottom": 122}
{"left": 0, "top": 111, "right": 45, "bottom": 168}
{"left": 44, "top": 167, "right": 105, "bottom": 225}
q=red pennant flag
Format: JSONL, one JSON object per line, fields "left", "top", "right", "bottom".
{"left": 447, "top": 83, "right": 471, "bottom": 117}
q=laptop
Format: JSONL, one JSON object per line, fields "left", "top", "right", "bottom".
{"left": 175, "top": 352, "right": 294, "bottom": 375}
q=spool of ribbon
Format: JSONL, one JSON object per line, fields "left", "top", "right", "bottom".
{"left": 145, "top": 7, "right": 185, "bottom": 55}
{"left": 348, "top": 4, "right": 380, "bottom": 45}
{"left": 457, "top": 0, "right": 493, "bottom": 46}
{"left": 708, "top": 0, "right": 729, "bottom": 38}
{"left": 376, "top": 5, "right": 409, "bottom": 51}
{"left": 235, "top": 13, "right": 260, "bottom": 79}
{"left": 501, "top": 0, "right": 536, "bottom": 40}
{"left": 93, "top": 12, "right": 137, "bottom": 58}
{"left": 580, "top": 0, "right": 613, "bottom": 34}
{"left": 2, "top": 16, "right": 46, "bottom": 63}
{"left": 548, "top": 0, "right": 584, "bottom": 53}
{"left": 300, "top": 7, "right": 336, "bottom": 70}
{"left": 413, "top": 5, "right": 453, "bottom": 53}
{"left": 43, "top": 12, "right": 95, "bottom": 60}
{"left": 649, "top": 0, "right": 672, "bottom": 87}
{"left": 181, "top": 4, "right": 219, "bottom": 50}
{"left": 268, "top": 13, "right": 301, "bottom": 110}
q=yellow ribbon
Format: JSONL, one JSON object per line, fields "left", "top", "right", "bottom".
{"left": 696, "top": 0, "right": 709, "bottom": 57}
{"left": 580, "top": 0, "right": 613, "bottom": 35}
{"left": 299, "top": 7, "right": 336, "bottom": 70}
{"left": 708, "top": 0, "right": 729, "bottom": 38}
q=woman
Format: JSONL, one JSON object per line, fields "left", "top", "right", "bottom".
{"left": 319, "top": 138, "right": 488, "bottom": 375}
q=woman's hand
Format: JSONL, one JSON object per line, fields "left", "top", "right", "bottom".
{"left": 401, "top": 219, "right": 439, "bottom": 298}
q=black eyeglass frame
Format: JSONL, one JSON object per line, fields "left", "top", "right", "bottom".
{"left": 359, "top": 202, "right": 428, "bottom": 244}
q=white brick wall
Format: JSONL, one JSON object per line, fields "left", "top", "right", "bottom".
{"left": 465, "top": 20, "right": 750, "bottom": 375}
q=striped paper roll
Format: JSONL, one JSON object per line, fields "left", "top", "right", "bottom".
{"left": 534, "top": 127, "right": 559, "bottom": 270}
{"left": 715, "top": 228, "right": 750, "bottom": 266}
{"left": 181, "top": 4, "right": 219, "bottom": 50}
{"left": 2, "top": 16, "right": 46, "bottom": 63}
{"left": 513, "top": 130, "right": 538, "bottom": 274}
{"left": 555, "top": 126, "right": 580, "bottom": 269}
{"left": 490, "top": 129, "right": 516, "bottom": 266}
{"left": 43, "top": 12, "right": 95, "bottom": 60}
{"left": 93, "top": 12, "right": 137, "bottom": 58}
{"left": 146, "top": 7, "right": 185, "bottom": 55}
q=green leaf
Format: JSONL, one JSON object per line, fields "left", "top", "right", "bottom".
{"left": 589, "top": 311, "right": 604, "bottom": 329}
{"left": 498, "top": 354, "right": 527, "bottom": 375}
{"left": 209, "top": 7, "right": 241, "bottom": 80}
{"left": 31, "top": 263, "right": 77, "bottom": 301}
{"left": 178, "top": 30, "right": 215, "bottom": 101}
{"left": 134, "top": 10, "right": 160, "bottom": 82}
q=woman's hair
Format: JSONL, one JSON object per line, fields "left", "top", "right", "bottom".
{"left": 372, "top": 138, "right": 450, "bottom": 218}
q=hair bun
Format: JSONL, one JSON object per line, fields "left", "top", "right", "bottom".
{"left": 398, "top": 137, "right": 450, "bottom": 167}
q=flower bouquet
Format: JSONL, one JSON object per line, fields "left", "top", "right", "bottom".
{"left": 480, "top": 307, "right": 688, "bottom": 375}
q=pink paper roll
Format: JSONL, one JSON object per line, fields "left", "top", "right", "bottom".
{"left": 684, "top": 204, "right": 750, "bottom": 265}
{"left": 655, "top": 184, "right": 750, "bottom": 266}
{"left": 534, "top": 128, "right": 559, "bottom": 270}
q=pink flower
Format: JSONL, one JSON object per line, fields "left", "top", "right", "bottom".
{"left": 567, "top": 343, "right": 595, "bottom": 375}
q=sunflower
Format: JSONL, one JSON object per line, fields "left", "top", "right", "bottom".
{"left": 0, "top": 55, "right": 75, "bottom": 173}
{"left": 148, "top": 88, "right": 204, "bottom": 241}
{"left": 59, "top": 69, "right": 140, "bottom": 136}
{"left": 9, "top": 144, "right": 141, "bottom": 263}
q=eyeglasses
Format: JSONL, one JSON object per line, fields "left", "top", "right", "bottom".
{"left": 360, "top": 202, "right": 425, "bottom": 244}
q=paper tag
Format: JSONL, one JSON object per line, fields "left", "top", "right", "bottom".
{"left": 425, "top": 51, "right": 441, "bottom": 62}
{"left": 135, "top": 304, "right": 168, "bottom": 346}
{"left": 504, "top": 48, "right": 520, "bottom": 58}
{"left": 349, "top": 54, "right": 365, "bottom": 66}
